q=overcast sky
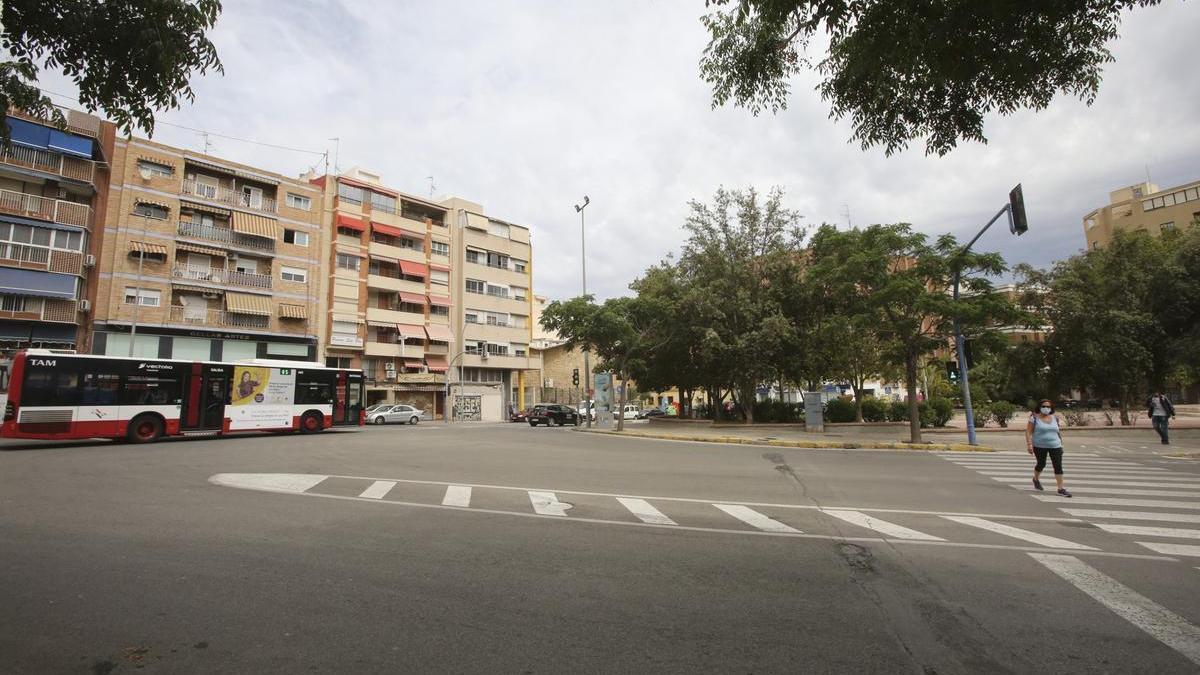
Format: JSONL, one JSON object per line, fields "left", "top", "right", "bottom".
{"left": 43, "top": 1, "right": 1200, "bottom": 300}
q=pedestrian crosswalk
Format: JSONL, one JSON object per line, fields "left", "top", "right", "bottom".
{"left": 940, "top": 451, "right": 1200, "bottom": 558}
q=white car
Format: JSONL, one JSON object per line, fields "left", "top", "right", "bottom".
{"left": 367, "top": 404, "right": 427, "bottom": 425}
{"left": 621, "top": 405, "right": 641, "bottom": 420}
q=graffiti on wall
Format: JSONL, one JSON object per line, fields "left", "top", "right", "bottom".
{"left": 454, "top": 394, "right": 482, "bottom": 421}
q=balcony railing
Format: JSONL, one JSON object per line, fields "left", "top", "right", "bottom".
{"left": 178, "top": 220, "right": 275, "bottom": 253}
{"left": 0, "top": 144, "right": 95, "bottom": 183}
{"left": 0, "top": 242, "right": 84, "bottom": 275}
{"left": 165, "top": 306, "right": 308, "bottom": 334}
{"left": 0, "top": 297, "right": 77, "bottom": 323}
{"left": 7, "top": 107, "right": 101, "bottom": 138}
{"left": 181, "top": 179, "right": 277, "bottom": 214}
{"left": 0, "top": 189, "right": 92, "bottom": 229}
{"left": 172, "top": 265, "right": 273, "bottom": 290}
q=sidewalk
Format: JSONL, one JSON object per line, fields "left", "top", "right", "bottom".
{"left": 578, "top": 424, "right": 993, "bottom": 452}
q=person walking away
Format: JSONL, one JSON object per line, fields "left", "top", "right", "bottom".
{"left": 1146, "top": 391, "right": 1176, "bottom": 445}
{"left": 1025, "top": 399, "right": 1071, "bottom": 497}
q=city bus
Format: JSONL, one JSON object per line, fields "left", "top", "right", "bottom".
{"left": 1, "top": 350, "right": 365, "bottom": 443}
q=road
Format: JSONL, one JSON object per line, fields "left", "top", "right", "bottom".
{"left": 2, "top": 424, "right": 1199, "bottom": 673}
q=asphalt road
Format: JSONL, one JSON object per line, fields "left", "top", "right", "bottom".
{"left": 2, "top": 424, "right": 1199, "bottom": 673}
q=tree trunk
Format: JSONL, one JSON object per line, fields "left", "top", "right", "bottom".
{"left": 1119, "top": 389, "right": 1131, "bottom": 426}
{"left": 741, "top": 383, "right": 756, "bottom": 424}
{"left": 905, "top": 351, "right": 922, "bottom": 443}
{"left": 852, "top": 383, "right": 865, "bottom": 423}
{"left": 616, "top": 364, "right": 629, "bottom": 432}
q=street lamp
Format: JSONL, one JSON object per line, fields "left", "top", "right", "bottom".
{"left": 574, "top": 195, "right": 592, "bottom": 428}
{"left": 127, "top": 212, "right": 150, "bottom": 356}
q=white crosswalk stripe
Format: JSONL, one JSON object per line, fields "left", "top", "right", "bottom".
{"left": 1062, "top": 509, "right": 1200, "bottom": 524}
{"left": 821, "top": 509, "right": 944, "bottom": 541}
{"left": 528, "top": 491, "right": 571, "bottom": 517}
{"left": 941, "top": 515, "right": 1094, "bottom": 550}
{"left": 1136, "top": 542, "right": 1200, "bottom": 558}
{"left": 1093, "top": 524, "right": 1200, "bottom": 539}
{"left": 617, "top": 498, "right": 677, "bottom": 525}
{"left": 442, "top": 485, "right": 472, "bottom": 507}
{"left": 1033, "top": 495, "right": 1200, "bottom": 510}
{"left": 991, "top": 477, "right": 1200, "bottom": 489}
{"left": 713, "top": 504, "right": 801, "bottom": 533}
{"left": 1006, "top": 484, "right": 1200, "bottom": 498}
{"left": 978, "top": 471, "right": 1200, "bottom": 481}
{"left": 358, "top": 480, "right": 396, "bottom": 499}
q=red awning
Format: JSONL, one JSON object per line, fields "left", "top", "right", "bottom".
{"left": 427, "top": 294, "right": 451, "bottom": 307}
{"left": 336, "top": 214, "right": 365, "bottom": 231}
{"left": 403, "top": 358, "right": 423, "bottom": 367}
{"left": 396, "top": 323, "right": 426, "bottom": 339}
{"left": 371, "top": 222, "right": 403, "bottom": 237}
{"left": 398, "top": 291, "right": 427, "bottom": 305}
{"left": 424, "top": 324, "right": 453, "bottom": 342}
{"left": 398, "top": 260, "right": 428, "bottom": 277}
{"left": 425, "top": 355, "right": 449, "bottom": 373}
{"left": 429, "top": 263, "right": 451, "bottom": 272}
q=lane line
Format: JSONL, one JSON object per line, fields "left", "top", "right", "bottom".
{"left": 948, "top": 458, "right": 1147, "bottom": 465}
{"left": 1061, "top": 509, "right": 1200, "bottom": 524}
{"left": 822, "top": 509, "right": 944, "bottom": 541}
{"left": 528, "top": 491, "right": 571, "bottom": 517}
{"left": 442, "top": 485, "right": 472, "bottom": 507}
{"left": 617, "top": 498, "right": 677, "bottom": 525}
{"left": 978, "top": 472, "right": 1200, "bottom": 481}
{"left": 1094, "top": 524, "right": 1200, "bottom": 539}
{"left": 941, "top": 515, "right": 1095, "bottom": 550}
{"left": 714, "top": 504, "right": 801, "bottom": 533}
{"left": 991, "top": 477, "right": 1200, "bottom": 489}
{"left": 1033, "top": 495, "right": 1200, "bottom": 510}
{"left": 1029, "top": 553, "right": 1200, "bottom": 666}
{"left": 1136, "top": 542, "right": 1200, "bottom": 558}
{"left": 358, "top": 480, "right": 396, "bottom": 499}
{"left": 1008, "top": 485, "right": 1200, "bottom": 498}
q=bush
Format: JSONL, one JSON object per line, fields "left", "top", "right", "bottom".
{"left": 989, "top": 401, "right": 1017, "bottom": 427}
{"left": 1062, "top": 408, "right": 1089, "bottom": 427}
{"left": 973, "top": 403, "right": 990, "bottom": 428}
{"left": 860, "top": 397, "right": 888, "bottom": 422}
{"left": 753, "top": 400, "right": 802, "bottom": 423}
{"left": 887, "top": 400, "right": 910, "bottom": 422}
{"left": 824, "top": 397, "right": 858, "bottom": 423}
{"left": 926, "top": 397, "right": 955, "bottom": 428}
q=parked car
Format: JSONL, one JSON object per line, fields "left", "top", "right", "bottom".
{"left": 638, "top": 408, "right": 667, "bottom": 419}
{"left": 529, "top": 404, "right": 580, "bottom": 427}
{"left": 621, "top": 404, "right": 641, "bottom": 420}
{"left": 367, "top": 404, "right": 427, "bottom": 425}
{"left": 576, "top": 402, "right": 596, "bottom": 421}
{"left": 365, "top": 403, "right": 390, "bottom": 415}
{"left": 510, "top": 407, "right": 532, "bottom": 423}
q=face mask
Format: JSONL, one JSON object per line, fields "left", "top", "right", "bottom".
{"left": 1039, "top": 407, "right": 1052, "bottom": 415}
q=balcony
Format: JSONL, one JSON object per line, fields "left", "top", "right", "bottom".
{"left": 165, "top": 306, "right": 308, "bottom": 335}
{"left": 364, "top": 342, "right": 407, "bottom": 358}
{"left": 181, "top": 179, "right": 277, "bottom": 214}
{"left": 177, "top": 220, "right": 275, "bottom": 253}
{"left": 0, "top": 297, "right": 77, "bottom": 323}
{"left": 0, "top": 189, "right": 92, "bottom": 229}
{"left": 172, "top": 265, "right": 272, "bottom": 290}
{"left": 368, "top": 240, "right": 425, "bottom": 264}
{"left": 7, "top": 107, "right": 100, "bottom": 138}
{"left": 366, "top": 307, "right": 425, "bottom": 326}
{"left": 0, "top": 144, "right": 95, "bottom": 183}
{"left": 0, "top": 242, "right": 84, "bottom": 275}
{"left": 366, "top": 273, "right": 425, "bottom": 294}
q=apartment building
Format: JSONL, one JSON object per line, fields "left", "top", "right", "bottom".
{"left": 0, "top": 107, "right": 113, "bottom": 355}
{"left": 1083, "top": 179, "right": 1200, "bottom": 250}
{"left": 311, "top": 167, "right": 454, "bottom": 416}
{"left": 90, "top": 138, "right": 324, "bottom": 361}
{"left": 442, "top": 197, "right": 541, "bottom": 422}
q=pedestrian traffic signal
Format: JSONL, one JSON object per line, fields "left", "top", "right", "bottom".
{"left": 1009, "top": 184, "right": 1028, "bottom": 235}
{"left": 572, "top": 368, "right": 580, "bottom": 387}
{"left": 947, "top": 361, "right": 960, "bottom": 383}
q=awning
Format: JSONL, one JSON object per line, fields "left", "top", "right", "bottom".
{"left": 176, "top": 242, "right": 226, "bottom": 257}
{"left": 366, "top": 320, "right": 394, "bottom": 328}
{"left": 279, "top": 304, "right": 308, "bottom": 319}
{"left": 0, "top": 212, "right": 84, "bottom": 233}
{"left": 231, "top": 211, "right": 280, "bottom": 240}
{"left": 135, "top": 198, "right": 171, "bottom": 210}
{"left": 397, "top": 291, "right": 426, "bottom": 305}
{"left": 398, "top": 260, "right": 427, "bottom": 278}
{"left": 225, "top": 291, "right": 272, "bottom": 316}
{"left": 429, "top": 263, "right": 451, "bottom": 272}
{"left": 397, "top": 225, "right": 426, "bottom": 239}
{"left": 0, "top": 267, "right": 77, "bottom": 299}
{"left": 129, "top": 240, "right": 168, "bottom": 256}
{"left": 403, "top": 358, "right": 423, "bottom": 368}
{"left": 424, "top": 324, "right": 454, "bottom": 342}
{"left": 6, "top": 118, "right": 51, "bottom": 150}
{"left": 47, "top": 129, "right": 94, "bottom": 159}
{"left": 332, "top": 314, "right": 364, "bottom": 324}
{"left": 179, "top": 199, "right": 231, "bottom": 217}
{"left": 370, "top": 222, "right": 403, "bottom": 238}
{"left": 427, "top": 294, "right": 451, "bottom": 307}
{"left": 396, "top": 323, "right": 426, "bottom": 339}
{"left": 172, "top": 283, "right": 221, "bottom": 294}
{"left": 339, "top": 176, "right": 397, "bottom": 197}
{"left": 185, "top": 156, "right": 280, "bottom": 185}
{"left": 425, "top": 355, "right": 449, "bottom": 373}
{"left": 336, "top": 214, "right": 366, "bottom": 231}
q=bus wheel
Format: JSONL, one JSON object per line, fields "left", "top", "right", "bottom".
{"left": 300, "top": 411, "right": 324, "bottom": 434}
{"left": 127, "top": 414, "right": 164, "bottom": 444}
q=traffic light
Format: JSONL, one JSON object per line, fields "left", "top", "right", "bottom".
{"left": 1009, "top": 183, "right": 1028, "bottom": 235}
{"left": 947, "top": 361, "right": 960, "bottom": 384}
{"left": 572, "top": 368, "right": 580, "bottom": 387}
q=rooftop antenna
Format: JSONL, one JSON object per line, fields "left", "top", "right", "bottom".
{"left": 199, "top": 131, "right": 213, "bottom": 154}
{"left": 426, "top": 175, "right": 436, "bottom": 197}
{"left": 840, "top": 203, "right": 852, "bottom": 228}
{"left": 328, "top": 137, "right": 340, "bottom": 173}
{"left": 1145, "top": 164, "right": 1152, "bottom": 187}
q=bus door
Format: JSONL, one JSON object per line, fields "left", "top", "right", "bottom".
{"left": 183, "top": 364, "right": 232, "bottom": 431}
{"left": 332, "top": 370, "right": 363, "bottom": 426}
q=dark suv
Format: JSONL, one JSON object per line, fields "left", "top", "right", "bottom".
{"left": 528, "top": 404, "right": 580, "bottom": 427}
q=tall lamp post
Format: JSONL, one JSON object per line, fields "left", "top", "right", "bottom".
{"left": 574, "top": 196, "right": 592, "bottom": 428}
{"left": 127, "top": 210, "right": 151, "bottom": 356}
{"left": 954, "top": 184, "right": 1028, "bottom": 445}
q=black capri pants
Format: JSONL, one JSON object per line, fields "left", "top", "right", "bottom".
{"left": 1034, "top": 447, "right": 1063, "bottom": 475}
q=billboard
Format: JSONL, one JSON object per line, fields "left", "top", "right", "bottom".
{"left": 228, "top": 366, "right": 296, "bottom": 430}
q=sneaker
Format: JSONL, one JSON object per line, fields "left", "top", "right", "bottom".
{"left": 1032, "top": 478, "right": 1044, "bottom": 491}
{"left": 1057, "top": 488, "right": 1072, "bottom": 498}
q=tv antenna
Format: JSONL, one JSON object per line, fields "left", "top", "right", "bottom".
{"left": 426, "top": 176, "right": 436, "bottom": 196}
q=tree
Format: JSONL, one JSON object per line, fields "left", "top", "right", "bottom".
{"left": 700, "top": 0, "right": 1162, "bottom": 155}
{"left": 626, "top": 262, "right": 708, "bottom": 418}
{"left": 1, "top": 0, "right": 223, "bottom": 142}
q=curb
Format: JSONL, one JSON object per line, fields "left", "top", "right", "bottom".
{"left": 576, "top": 428, "right": 994, "bottom": 452}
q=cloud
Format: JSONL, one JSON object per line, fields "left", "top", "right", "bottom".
{"left": 38, "top": 0, "right": 1200, "bottom": 297}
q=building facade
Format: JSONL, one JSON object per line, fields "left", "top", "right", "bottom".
{"left": 1083, "top": 179, "right": 1200, "bottom": 250}
{"left": 0, "top": 107, "right": 113, "bottom": 356}
{"left": 90, "top": 138, "right": 324, "bottom": 361}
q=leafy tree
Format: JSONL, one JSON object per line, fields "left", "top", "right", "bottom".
{"left": 626, "top": 262, "right": 709, "bottom": 418}
{"left": 699, "top": 0, "right": 1162, "bottom": 155}
{"left": 1, "top": 0, "right": 223, "bottom": 141}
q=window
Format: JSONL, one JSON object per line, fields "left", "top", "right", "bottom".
{"left": 133, "top": 202, "right": 168, "bottom": 220}
{"left": 21, "top": 369, "right": 80, "bottom": 406}
{"left": 338, "top": 182, "right": 364, "bottom": 205}
{"left": 284, "top": 229, "right": 309, "bottom": 247}
{"left": 1161, "top": 222, "right": 1175, "bottom": 232}
{"left": 336, "top": 253, "right": 361, "bottom": 271}
{"left": 52, "top": 229, "right": 83, "bottom": 251}
{"left": 137, "top": 160, "right": 173, "bottom": 178}
{"left": 337, "top": 226, "right": 361, "bottom": 239}
{"left": 123, "top": 287, "right": 161, "bottom": 307}
{"left": 286, "top": 193, "right": 312, "bottom": 210}
{"left": 486, "top": 252, "right": 509, "bottom": 269}
{"left": 430, "top": 305, "right": 449, "bottom": 317}
{"left": 121, "top": 372, "right": 184, "bottom": 406}
{"left": 80, "top": 372, "right": 120, "bottom": 404}
{"left": 295, "top": 370, "right": 335, "bottom": 405}
{"left": 513, "top": 259, "right": 527, "bottom": 274}
{"left": 332, "top": 320, "right": 359, "bottom": 336}
{"left": 431, "top": 241, "right": 449, "bottom": 257}
{"left": 486, "top": 342, "right": 509, "bottom": 356}
{"left": 1091, "top": 241, "right": 1100, "bottom": 250}
{"left": 431, "top": 270, "right": 449, "bottom": 286}
{"left": 485, "top": 284, "right": 509, "bottom": 299}
{"left": 241, "top": 186, "right": 264, "bottom": 209}
{"left": 325, "top": 357, "right": 353, "bottom": 369}
{"left": 465, "top": 342, "right": 482, "bottom": 355}
{"left": 513, "top": 344, "right": 528, "bottom": 357}
{"left": 462, "top": 367, "right": 504, "bottom": 383}
{"left": 370, "top": 192, "right": 397, "bottom": 214}
{"left": 485, "top": 311, "right": 508, "bottom": 327}
{"left": 1, "top": 295, "right": 32, "bottom": 312}
{"left": 465, "top": 311, "right": 479, "bottom": 324}
{"left": 399, "top": 236, "right": 421, "bottom": 251}
{"left": 509, "top": 314, "right": 527, "bottom": 328}
{"left": 281, "top": 266, "right": 307, "bottom": 283}
{"left": 465, "top": 249, "right": 482, "bottom": 264}
{"left": 1185, "top": 187, "right": 1198, "bottom": 201}
{"left": 512, "top": 286, "right": 528, "bottom": 301}
{"left": 488, "top": 221, "right": 510, "bottom": 238}
{"left": 466, "top": 279, "right": 485, "bottom": 294}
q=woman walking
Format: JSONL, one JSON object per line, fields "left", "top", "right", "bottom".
{"left": 1025, "top": 399, "right": 1071, "bottom": 497}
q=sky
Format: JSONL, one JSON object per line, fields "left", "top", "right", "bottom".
{"left": 40, "top": 0, "right": 1200, "bottom": 301}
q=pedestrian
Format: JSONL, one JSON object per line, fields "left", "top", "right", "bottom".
{"left": 1146, "top": 390, "right": 1176, "bottom": 445}
{"left": 1025, "top": 399, "right": 1071, "bottom": 497}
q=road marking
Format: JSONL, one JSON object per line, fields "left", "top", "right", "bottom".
{"left": 1030, "top": 553, "right": 1200, "bottom": 665}
{"left": 1094, "top": 524, "right": 1200, "bottom": 539}
{"left": 822, "top": 509, "right": 944, "bottom": 541}
{"left": 528, "top": 491, "right": 571, "bottom": 517}
{"left": 1061, "top": 509, "right": 1200, "bottom": 524}
{"left": 358, "top": 480, "right": 396, "bottom": 499}
{"left": 442, "top": 485, "right": 472, "bottom": 507}
{"left": 941, "top": 515, "right": 1095, "bottom": 550}
{"left": 978, "top": 471, "right": 1200, "bottom": 481}
{"left": 1008, "top": 485, "right": 1200, "bottom": 498}
{"left": 209, "top": 473, "right": 328, "bottom": 493}
{"left": 991, "top": 477, "right": 1200, "bottom": 489}
{"left": 714, "top": 504, "right": 801, "bottom": 533}
{"left": 949, "top": 458, "right": 1145, "bottom": 466}
{"left": 1033, "top": 495, "right": 1200, "bottom": 510}
{"left": 617, "top": 498, "right": 677, "bottom": 525}
{"left": 1136, "top": 542, "right": 1200, "bottom": 558}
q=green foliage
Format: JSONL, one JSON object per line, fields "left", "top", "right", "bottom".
{"left": 925, "top": 398, "right": 955, "bottom": 428}
{"left": 972, "top": 403, "right": 990, "bottom": 428}
{"left": 823, "top": 397, "right": 857, "bottom": 423}
{"left": 699, "top": 0, "right": 1162, "bottom": 155}
{"left": 886, "top": 400, "right": 909, "bottom": 423}
{"left": 989, "top": 400, "right": 1017, "bottom": 428}
{"left": 859, "top": 397, "right": 887, "bottom": 423}
{"left": 1062, "top": 409, "right": 1090, "bottom": 427}
{"left": 1, "top": 0, "right": 224, "bottom": 141}
{"left": 753, "top": 399, "right": 802, "bottom": 423}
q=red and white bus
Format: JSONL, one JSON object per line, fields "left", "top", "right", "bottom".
{"left": 1, "top": 350, "right": 365, "bottom": 443}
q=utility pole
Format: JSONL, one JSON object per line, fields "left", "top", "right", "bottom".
{"left": 575, "top": 196, "right": 591, "bottom": 427}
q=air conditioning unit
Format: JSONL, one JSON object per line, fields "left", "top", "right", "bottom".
{"left": 83, "top": 254, "right": 95, "bottom": 267}
{"left": 78, "top": 299, "right": 91, "bottom": 312}
{"left": 228, "top": 252, "right": 239, "bottom": 261}
{"left": 202, "top": 292, "right": 220, "bottom": 299}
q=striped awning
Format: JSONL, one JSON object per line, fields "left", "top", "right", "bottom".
{"left": 424, "top": 324, "right": 453, "bottom": 342}
{"left": 231, "top": 211, "right": 281, "bottom": 240}
{"left": 173, "top": 282, "right": 221, "bottom": 294}
{"left": 134, "top": 198, "right": 171, "bottom": 210}
{"left": 185, "top": 156, "right": 280, "bottom": 185}
{"left": 398, "top": 291, "right": 426, "bottom": 305}
{"left": 179, "top": 199, "right": 231, "bottom": 217}
{"left": 398, "top": 260, "right": 427, "bottom": 278}
{"left": 225, "top": 291, "right": 272, "bottom": 316}
{"left": 176, "top": 242, "right": 227, "bottom": 257}
{"left": 371, "top": 222, "right": 403, "bottom": 238}
{"left": 279, "top": 304, "right": 308, "bottom": 319}
{"left": 427, "top": 294, "right": 451, "bottom": 307}
{"left": 403, "top": 358, "right": 423, "bottom": 368}
{"left": 337, "top": 214, "right": 366, "bottom": 231}
{"left": 396, "top": 323, "right": 426, "bottom": 339}
{"left": 425, "top": 355, "right": 449, "bottom": 373}
{"left": 129, "top": 240, "right": 168, "bottom": 256}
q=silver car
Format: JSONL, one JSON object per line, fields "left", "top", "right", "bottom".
{"left": 367, "top": 404, "right": 427, "bottom": 425}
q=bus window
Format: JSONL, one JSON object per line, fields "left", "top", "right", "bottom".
{"left": 80, "top": 372, "right": 120, "bottom": 404}
{"left": 22, "top": 371, "right": 80, "bottom": 406}
{"left": 295, "top": 370, "right": 334, "bottom": 405}
{"left": 121, "top": 375, "right": 183, "bottom": 406}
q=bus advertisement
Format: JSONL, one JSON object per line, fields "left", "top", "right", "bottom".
{"left": 0, "top": 350, "right": 365, "bottom": 443}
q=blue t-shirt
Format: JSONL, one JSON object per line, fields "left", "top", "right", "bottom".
{"left": 1030, "top": 414, "right": 1062, "bottom": 449}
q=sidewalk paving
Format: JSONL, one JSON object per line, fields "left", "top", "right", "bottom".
{"left": 578, "top": 425, "right": 993, "bottom": 452}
